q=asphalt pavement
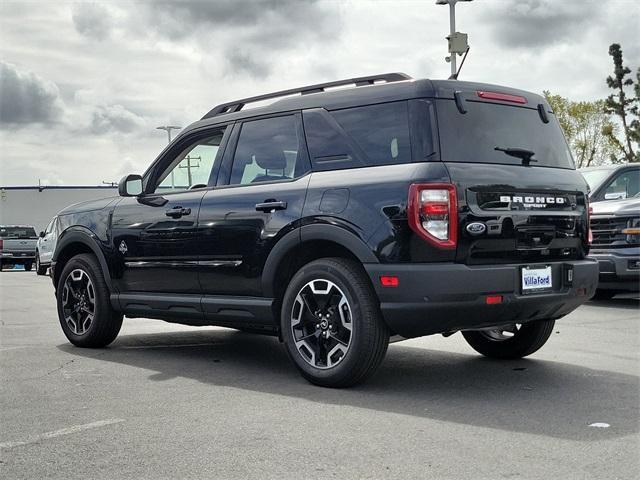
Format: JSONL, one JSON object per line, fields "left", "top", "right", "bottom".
{"left": 1, "top": 270, "right": 638, "bottom": 479}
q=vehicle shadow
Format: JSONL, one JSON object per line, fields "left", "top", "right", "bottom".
{"left": 59, "top": 329, "right": 639, "bottom": 441}
{"left": 587, "top": 297, "right": 640, "bottom": 310}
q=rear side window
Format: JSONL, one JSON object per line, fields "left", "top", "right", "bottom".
{"left": 230, "top": 115, "right": 305, "bottom": 186}
{"left": 436, "top": 99, "right": 574, "bottom": 169}
{"left": 304, "top": 101, "right": 411, "bottom": 170}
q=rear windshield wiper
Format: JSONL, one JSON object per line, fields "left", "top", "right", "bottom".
{"left": 494, "top": 146, "right": 537, "bottom": 166}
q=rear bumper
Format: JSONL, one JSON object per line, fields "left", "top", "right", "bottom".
{"left": 1, "top": 252, "right": 35, "bottom": 261}
{"left": 589, "top": 247, "right": 640, "bottom": 292}
{"left": 365, "top": 259, "right": 598, "bottom": 338}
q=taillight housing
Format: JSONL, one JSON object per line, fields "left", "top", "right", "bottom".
{"left": 587, "top": 201, "right": 593, "bottom": 245}
{"left": 0, "top": 239, "right": 3, "bottom": 250}
{"left": 408, "top": 183, "right": 458, "bottom": 249}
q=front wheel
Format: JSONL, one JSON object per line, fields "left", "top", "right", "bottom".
{"left": 56, "top": 253, "right": 123, "bottom": 348}
{"left": 281, "top": 258, "right": 389, "bottom": 388}
{"left": 462, "top": 320, "right": 555, "bottom": 359}
{"left": 36, "top": 252, "right": 48, "bottom": 275}
{"left": 24, "top": 262, "right": 33, "bottom": 272}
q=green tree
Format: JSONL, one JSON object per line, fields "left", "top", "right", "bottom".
{"left": 604, "top": 43, "right": 639, "bottom": 162}
{"left": 544, "top": 92, "right": 617, "bottom": 167}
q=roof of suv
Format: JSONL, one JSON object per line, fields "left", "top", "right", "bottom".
{"left": 180, "top": 73, "right": 550, "bottom": 139}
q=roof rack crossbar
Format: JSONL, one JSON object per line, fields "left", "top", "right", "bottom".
{"left": 202, "top": 72, "right": 412, "bottom": 119}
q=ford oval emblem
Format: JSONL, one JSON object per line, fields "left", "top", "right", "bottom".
{"left": 466, "top": 222, "right": 486, "bottom": 235}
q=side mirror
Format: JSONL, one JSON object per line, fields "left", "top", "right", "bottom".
{"left": 604, "top": 192, "right": 625, "bottom": 200}
{"left": 118, "top": 174, "right": 143, "bottom": 197}
{"left": 39, "top": 231, "right": 45, "bottom": 238}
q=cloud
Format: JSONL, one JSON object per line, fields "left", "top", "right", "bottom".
{"left": 90, "top": 104, "right": 146, "bottom": 134}
{"left": 0, "top": 61, "right": 65, "bottom": 125}
{"left": 136, "top": 0, "right": 342, "bottom": 76}
{"left": 225, "top": 49, "right": 270, "bottom": 78}
{"left": 479, "top": 0, "right": 601, "bottom": 49}
{"left": 71, "top": 3, "right": 113, "bottom": 41}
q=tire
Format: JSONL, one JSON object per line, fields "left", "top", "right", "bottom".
{"left": 281, "top": 257, "right": 389, "bottom": 388}
{"left": 56, "top": 253, "right": 123, "bottom": 348}
{"left": 36, "top": 253, "right": 48, "bottom": 275}
{"left": 24, "top": 262, "right": 33, "bottom": 272}
{"left": 592, "top": 289, "right": 617, "bottom": 301}
{"left": 462, "top": 319, "right": 555, "bottom": 359}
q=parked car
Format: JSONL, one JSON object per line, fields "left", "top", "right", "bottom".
{"left": 36, "top": 216, "right": 59, "bottom": 275}
{"left": 589, "top": 194, "right": 640, "bottom": 299}
{"left": 0, "top": 225, "right": 38, "bottom": 271}
{"left": 580, "top": 163, "right": 640, "bottom": 202}
{"left": 50, "top": 73, "right": 598, "bottom": 387}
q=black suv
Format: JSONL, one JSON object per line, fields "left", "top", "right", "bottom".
{"left": 51, "top": 73, "right": 599, "bottom": 387}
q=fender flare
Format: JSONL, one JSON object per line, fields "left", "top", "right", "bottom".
{"left": 261, "top": 223, "right": 378, "bottom": 297}
{"left": 53, "top": 228, "right": 114, "bottom": 292}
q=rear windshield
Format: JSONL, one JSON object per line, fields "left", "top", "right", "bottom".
{"left": 580, "top": 169, "right": 613, "bottom": 191}
{"left": 0, "top": 227, "right": 37, "bottom": 238}
{"left": 436, "top": 99, "right": 575, "bottom": 169}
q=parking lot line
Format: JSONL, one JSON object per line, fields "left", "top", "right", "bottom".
{"left": 0, "top": 419, "right": 125, "bottom": 450}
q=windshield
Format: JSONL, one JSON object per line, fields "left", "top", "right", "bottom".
{"left": 0, "top": 227, "right": 37, "bottom": 238}
{"left": 580, "top": 169, "right": 613, "bottom": 191}
{"left": 436, "top": 99, "right": 575, "bottom": 169}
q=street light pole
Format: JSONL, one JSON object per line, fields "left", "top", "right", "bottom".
{"left": 436, "top": 0, "right": 472, "bottom": 78}
{"left": 156, "top": 125, "right": 182, "bottom": 144}
{"left": 448, "top": 1, "right": 457, "bottom": 77}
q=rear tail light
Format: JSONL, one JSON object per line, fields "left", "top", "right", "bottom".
{"left": 587, "top": 203, "right": 593, "bottom": 245}
{"left": 408, "top": 183, "right": 457, "bottom": 249}
{"left": 0, "top": 239, "right": 3, "bottom": 249}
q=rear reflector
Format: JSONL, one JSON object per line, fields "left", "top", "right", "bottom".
{"left": 485, "top": 295, "right": 503, "bottom": 305}
{"left": 477, "top": 91, "right": 527, "bottom": 104}
{"left": 380, "top": 275, "right": 399, "bottom": 287}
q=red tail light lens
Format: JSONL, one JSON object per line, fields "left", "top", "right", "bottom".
{"left": 588, "top": 203, "right": 593, "bottom": 245}
{"left": 0, "top": 239, "right": 3, "bottom": 249}
{"left": 408, "top": 183, "right": 457, "bottom": 249}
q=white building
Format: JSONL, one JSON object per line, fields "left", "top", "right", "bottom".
{"left": 0, "top": 186, "right": 117, "bottom": 232}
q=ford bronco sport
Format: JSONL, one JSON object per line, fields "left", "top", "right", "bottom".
{"left": 51, "top": 73, "right": 599, "bottom": 387}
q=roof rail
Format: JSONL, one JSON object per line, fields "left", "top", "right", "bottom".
{"left": 202, "top": 72, "right": 412, "bottom": 119}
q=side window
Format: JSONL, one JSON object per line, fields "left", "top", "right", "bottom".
{"left": 45, "top": 218, "right": 55, "bottom": 234}
{"left": 304, "top": 101, "right": 412, "bottom": 170}
{"left": 230, "top": 115, "right": 303, "bottom": 186}
{"left": 154, "top": 129, "right": 226, "bottom": 193}
{"left": 604, "top": 170, "right": 640, "bottom": 200}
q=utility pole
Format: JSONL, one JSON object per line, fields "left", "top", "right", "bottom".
{"left": 436, "top": 0, "right": 472, "bottom": 78}
{"left": 178, "top": 155, "right": 201, "bottom": 187}
{"left": 156, "top": 125, "right": 182, "bottom": 189}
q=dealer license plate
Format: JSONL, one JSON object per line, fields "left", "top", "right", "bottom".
{"left": 521, "top": 266, "right": 552, "bottom": 293}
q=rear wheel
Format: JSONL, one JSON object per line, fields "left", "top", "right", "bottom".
{"left": 281, "top": 258, "right": 389, "bottom": 388}
{"left": 56, "top": 253, "right": 122, "bottom": 348}
{"left": 462, "top": 320, "right": 555, "bottom": 359}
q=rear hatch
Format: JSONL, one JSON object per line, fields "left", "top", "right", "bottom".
{"left": 434, "top": 84, "right": 590, "bottom": 265}
{"left": 0, "top": 226, "right": 38, "bottom": 254}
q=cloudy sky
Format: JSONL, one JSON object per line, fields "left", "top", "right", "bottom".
{"left": 1, "top": 0, "right": 638, "bottom": 186}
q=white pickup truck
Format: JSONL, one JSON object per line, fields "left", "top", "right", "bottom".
{"left": 0, "top": 225, "right": 38, "bottom": 271}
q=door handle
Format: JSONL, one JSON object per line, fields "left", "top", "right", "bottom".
{"left": 165, "top": 206, "right": 192, "bottom": 218}
{"left": 255, "top": 200, "right": 287, "bottom": 212}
